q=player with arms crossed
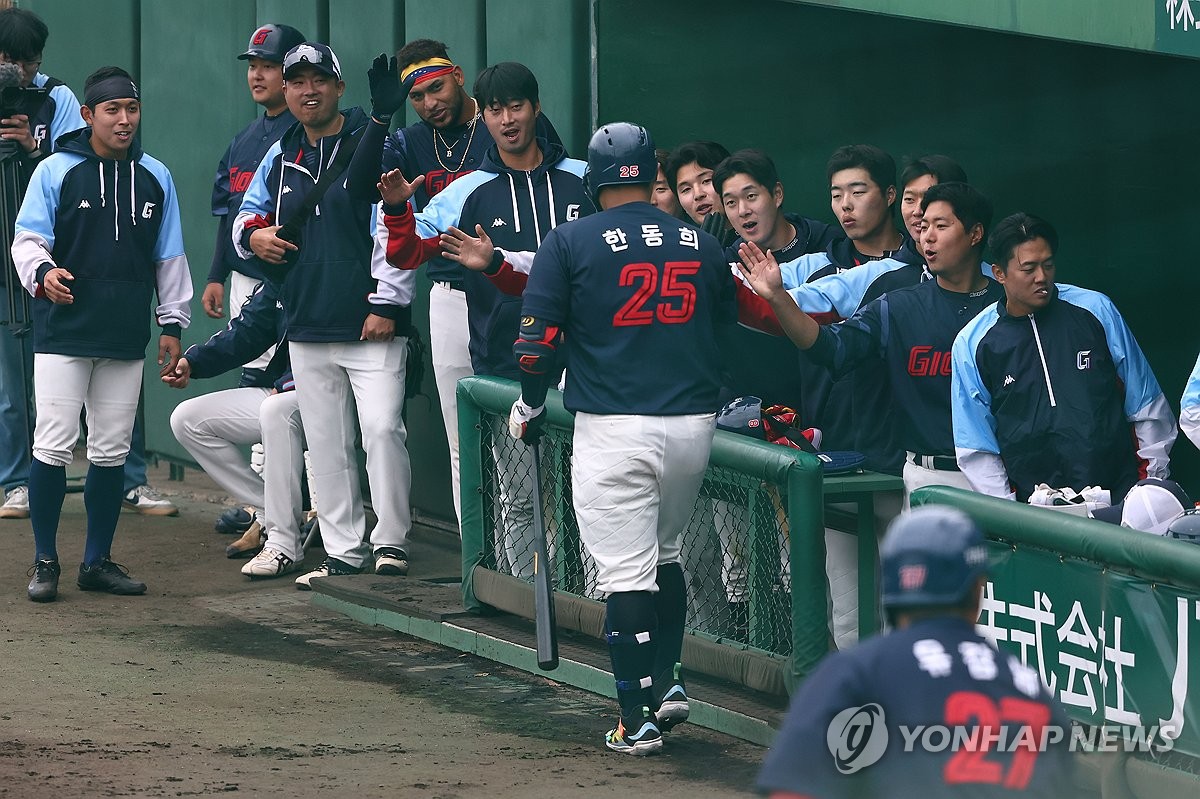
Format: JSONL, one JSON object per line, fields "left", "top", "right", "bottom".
{"left": 758, "top": 506, "right": 1079, "bottom": 797}
{"left": 507, "top": 123, "right": 734, "bottom": 755}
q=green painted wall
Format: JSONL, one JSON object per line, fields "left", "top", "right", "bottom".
{"left": 596, "top": 0, "right": 1200, "bottom": 485}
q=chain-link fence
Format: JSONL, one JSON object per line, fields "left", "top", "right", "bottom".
{"left": 458, "top": 376, "right": 833, "bottom": 678}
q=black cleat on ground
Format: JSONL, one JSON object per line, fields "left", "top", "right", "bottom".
{"left": 77, "top": 558, "right": 147, "bottom": 595}
{"left": 214, "top": 506, "right": 256, "bottom": 535}
{"left": 27, "top": 558, "right": 61, "bottom": 603}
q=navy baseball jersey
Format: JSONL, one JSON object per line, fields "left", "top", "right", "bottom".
{"left": 208, "top": 109, "right": 297, "bottom": 284}
{"left": 520, "top": 201, "right": 735, "bottom": 415}
{"left": 807, "top": 277, "right": 1004, "bottom": 456}
{"left": 758, "top": 617, "right": 1077, "bottom": 798}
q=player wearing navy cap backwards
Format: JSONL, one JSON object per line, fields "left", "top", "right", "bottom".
{"left": 508, "top": 122, "right": 734, "bottom": 755}
{"left": 759, "top": 506, "right": 1078, "bottom": 797}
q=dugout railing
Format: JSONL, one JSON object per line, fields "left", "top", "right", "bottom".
{"left": 456, "top": 375, "right": 901, "bottom": 693}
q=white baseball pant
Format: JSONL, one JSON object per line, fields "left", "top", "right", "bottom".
{"left": 901, "top": 457, "right": 975, "bottom": 510}
{"left": 32, "top": 354, "right": 141, "bottom": 467}
{"left": 572, "top": 412, "right": 715, "bottom": 595}
{"left": 290, "top": 339, "right": 411, "bottom": 568}
{"left": 170, "top": 387, "right": 307, "bottom": 559}
{"left": 229, "top": 270, "right": 276, "bottom": 371}
{"left": 429, "top": 282, "right": 473, "bottom": 527}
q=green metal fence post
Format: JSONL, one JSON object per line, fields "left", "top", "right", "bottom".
{"left": 786, "top": 453, "right": 829, "bottom": 681}
{"left": 458, "top": 380, "right": 486, "bottom": 612}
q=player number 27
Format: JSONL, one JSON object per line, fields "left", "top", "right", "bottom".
{"left": 942, "top": 691, "right": 1051, "bottom": 789}
{"left": 612, "top": 261, "right": 701, "bottom": 327}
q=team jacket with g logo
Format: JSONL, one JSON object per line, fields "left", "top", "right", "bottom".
{"left": 11, "top": 127, "right": 191, "bottom": 360}
{"left": 951, "top": 284, "right": 1176, "bottom": 501}
{"left": 381, "top": 139, "right": 594, "bottom": 379}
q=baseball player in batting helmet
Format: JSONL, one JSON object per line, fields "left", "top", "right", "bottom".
{"left": 758, "top": 506, "right": 1078, "bottom": 797}
{"left": 510, "top": 121, "right": 735, "bottom": 755}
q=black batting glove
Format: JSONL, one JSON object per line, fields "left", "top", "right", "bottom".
{"left": 368, "top": 53, "right": 405, "bottom": 121}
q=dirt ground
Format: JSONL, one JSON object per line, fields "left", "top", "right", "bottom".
{"left": 0, "top": 467, "right": 767, "bottom": 798}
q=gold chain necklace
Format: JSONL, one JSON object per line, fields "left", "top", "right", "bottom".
{"left": 433, "top": 100, "right": 479, "bottom": 172}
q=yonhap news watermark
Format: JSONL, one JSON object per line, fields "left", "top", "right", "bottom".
{"left": 827, "top": 703, "right": 1175, "bottom": 774}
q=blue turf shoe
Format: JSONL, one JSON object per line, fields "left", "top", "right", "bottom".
{"left": 652, "top": 663, "right": 690, "bottom": 732}
{"left": 605, "top": 706, "right": 662, "bottom": 756}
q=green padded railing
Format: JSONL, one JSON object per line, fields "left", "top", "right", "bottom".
{"left": 456, "top": 375, "right": 837, "bottom": 680}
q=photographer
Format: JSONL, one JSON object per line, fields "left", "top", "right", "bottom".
{"left": 0, "top": 8, "right": 84, "bottom": 522}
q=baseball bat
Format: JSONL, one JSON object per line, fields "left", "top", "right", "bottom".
{"left": 528, "top": 440, "right": 559, "bottom": 670}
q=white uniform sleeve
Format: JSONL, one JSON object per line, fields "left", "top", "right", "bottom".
{"left": 368, "top": 204, "right": 415, "bottom": 308}
{"left": 1180, "top": 351, "right": 1200, "bottom": 449}
{"left": 146, "top": 158, "right": 192, "bottom": 330}
{"left": 951, "top": 325, "right": 1014, "bottom": 500}
{"left": 11, "top": 156, "right": 62, "bottom": 295}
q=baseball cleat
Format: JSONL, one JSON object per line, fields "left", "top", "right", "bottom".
{"left": 605, "top": 707, "right": 662, "bottom": 756}
{"left": 241, "top": 547, "right": 300, "bottom": 579}
{"left": 652, "top": 663, "right": 690, "bottom": 732}
{"left": 122, "top": 484, "right": 178, "bottom": 516}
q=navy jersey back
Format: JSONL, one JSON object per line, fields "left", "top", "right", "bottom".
{"left": 520, "top": 202, "right": 734, "bottom": 415}
{"left": 758, "top": 617, "right": 1077, "bottom": 798}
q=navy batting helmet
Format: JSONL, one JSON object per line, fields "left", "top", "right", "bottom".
{"left": 239, "top": 23, "right": 307, "bottom": 63}
{"left": 1168, "top": 507, "right": 1200, "bottom": 544}
{"left": 716, "top": 395, "right": 767, "bottom": 439}
{"left": 881, "top": 506, "right": 989, "bottom": 610}
{"left": 584, "top": 122, "right": 657, "bottom": 204}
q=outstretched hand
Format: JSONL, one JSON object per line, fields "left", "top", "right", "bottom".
{"left": 737, "top": 240, "right": 784, "bottom": 301}
{"left": 367, "top": 53, "right": 405, "bottom": 119}
{"left": 377, "top": 168, "right": 423, "bottom": 207}
{"left": 440, "top": 224, "right": 496, "bottom": 271}
{"left": 162, "top": 356, "right": 192, "bottom": 389}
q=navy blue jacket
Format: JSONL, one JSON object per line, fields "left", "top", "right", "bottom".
{"left": 346, "top": 110, "right": 562, "bottom": 288}
{"left": 234, "top": 108, "right": 414, "bottom": 343}
{"left": 381, "top": 139, "right": 593, "bottom": 379}
{"left": 207, "top": 109, "right": 296, "bottom": 284}
{"left": 12, "top": 128, "right": 191, "bottom": 359}
{"left": 184, "top": 280, "right": 290, "bottom": 391}
{"left": 953, "top": 284, "right": 1175, "bottom": 501}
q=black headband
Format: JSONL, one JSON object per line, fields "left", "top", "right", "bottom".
{"left": 84, "top": 76, "right": 139, "bottom": 108}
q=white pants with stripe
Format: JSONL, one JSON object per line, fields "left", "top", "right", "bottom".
{"left": 429, "top": 282, "right": 473, "bottom": 527}
{"left": 32, "top": 354, "right": 142, "bottom": 467}
{"left": 572, "top": 412, "right": 715, "bottom": 595}
{"left": 229, "top": 271, "right": 276, "bottom": 371}
{"left": 290, "top": 339, "right": 411, "bottom": 568}
{"left": 170, "top": 387, "right": 307, "bottom": 558}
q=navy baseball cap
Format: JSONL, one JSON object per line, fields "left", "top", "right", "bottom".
{"left": 282, "top": 42, "right": 343, "bottom": 81}
{"left": 881, "top": 506, "right": 989, "bottom": 609}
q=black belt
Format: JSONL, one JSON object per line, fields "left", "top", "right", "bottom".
{"left": 907, "top": 453, "right": 960, "bottom": 472}
{"left": 432, "top": 279, "right": 464, "bottom": 290}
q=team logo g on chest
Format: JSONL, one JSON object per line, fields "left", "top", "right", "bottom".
{"left": 1076, "top": 350, "right": 1091, "bottom": 370}
{"left": 141, "top": 202, "right": 157, "bottom": 219}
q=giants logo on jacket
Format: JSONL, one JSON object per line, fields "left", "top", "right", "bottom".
{"left": 425, "top": 169, "right": 473, "bottom": 197}
{"left": 229, "top": 167, "right": 256, "bottom": 194}
{"left": 907, "top": 345, "right": 952, "bottom": 377}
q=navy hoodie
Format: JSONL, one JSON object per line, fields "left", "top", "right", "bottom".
{"left": 12, "top": 127, "right": 191, "bottom": 359}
